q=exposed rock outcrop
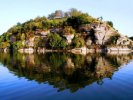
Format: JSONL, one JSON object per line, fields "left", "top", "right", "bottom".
{"left": 85, "top": 22, "right": 119, "bottom": 45}
{"left": 95, "top": 23, "right": 118, "bottom": 45}
{"left": 63, "top": 34, "right": 74, "bottom": 43}
{"left": 117, "top": 36, "right": 133, "bottom": 46}
{"left": 84, "top": 21, "right": 133, "bottom": 52}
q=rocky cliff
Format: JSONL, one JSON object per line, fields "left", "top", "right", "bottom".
{"left": 85, "top": 21, "right": 133, "bottom": 50}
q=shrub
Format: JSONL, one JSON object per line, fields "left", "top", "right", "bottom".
{"left": 63, "top": 26, "right": 75, "bottom": 35}
{"left": 72, "top": 36, "right": 85, "bottom": 48}
{"left": 106, "top": 34, "right": 120, "bottom": 45}
{"left": 12, "top": 41, "right": 24, "bottom": 49}
{"left": 48, "top": 33, "right": 67, "bottom": 49}
{"left": 107, "top": 21, "right": 113, "bottom": 27}
{"left": 0, "top": 42, "right": 10, "bottom": 49}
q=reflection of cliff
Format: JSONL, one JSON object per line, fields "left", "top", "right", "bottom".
{"left": 95, "top": 57, "right": 116, "bottom": 79}
{"left": 105, "top": 54, "right": 133, "bottom": 67}
{"left": 0, "top": 52, "right": 133, "bottom": 93}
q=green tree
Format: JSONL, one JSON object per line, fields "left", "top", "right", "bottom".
{"left": 59, "top": 39, "right": 67, "bottom": 49}
{"left": 0, "top": 35, "right": 5, "bottom": 43}
{"left": 72, "top": 36, "right": 85, "bottom": 48}
{"left": 0, "top": 42, "right": 10, "bottom": 49}
{"left": 66, "top": 14, "right": 91, "bottom": 29}
{"left": 107, "top": 21, "right": 113, "bottom": 27}
{"left": 130, "top": 36, "right": 133, "bottom": 40}
{"left": 21, "top": 33, "right": 25, "bottom": 41}
{"left": 12, "top": 41, "right": 23, "bottom": 49}
{"left": 48, "top": 33, "right": 67, "bottom": 49}
{"left": 34, "top": 37, "right": 46, "bottom": 48}
{"left": 106, "top": 34, "right": 120, "bottom": 45}
{"left": 63, "top": 26, "right": 75, "bottom": 35}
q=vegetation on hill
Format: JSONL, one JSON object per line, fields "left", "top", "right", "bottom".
{"left": 1, "top": 8, "right": 131, "bottom": 51}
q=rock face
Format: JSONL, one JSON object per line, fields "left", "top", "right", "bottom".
{"left": 10, "top": 35, "right": 16, "bottom": 43}
{"left": 95, "top": 23, "right": 117, "bottom": 45}
{"left": 35, "top": 29, "right": 50, "bottom": 36}
{"left": 86, "top": 38, "right": 92, "bottom": 46}
{"left": 85, "top": 22, "right": 119, "bottom": 46}
{"left": 84, "top": 22, "right": 133, "bottom": 51}
{"left": 25, "top": 37, "right": 35, "bottom": 47}
{"left": 117, "top": 36, "right": 133, "bottom": 46}
{"left": 95, "top": 57, "right": 116, "bottom": 77}
{"left": 63, "top": 34, "right": 74, "bottom": 43}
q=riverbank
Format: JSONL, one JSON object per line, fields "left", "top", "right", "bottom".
{"left": 18, "top": 46, "right": 133, "bottom": 55}
{"left": 1, "top": 46, "right": 132, "bottom": 55}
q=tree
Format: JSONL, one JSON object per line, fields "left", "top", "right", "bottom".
{"left": 72, "top": 36, "right": 85, "bottom": 48}
{"left": 69, "top": 8, "right": 82, "bottom": 16}
{"left": 105, "top": 34, "right": 120, "bottom": 45}
{"left": 34, "top": 37, "right": 46, "bottom": 48}
{"left": 59, "top": 39, "right": 67, "bottom": 49}
{"left": 107, "top": 21, "right": 113, "bottom": 27}
{"left": 63, "top": 26, "right": 75, "bottom": 35}
{"left": 0, "top": 42, "right": 10, "bottom": 49}
{"left": 48, "top": 13, "right": 55, "bottom": 19}
{"left": 0, "top": 36, "right": 4, "bottom": 43}
{"left": 64, "top": 12, "right": 70, "bottom": 18}
{"left": 48, "top": 33, "right": 62, "bottom": 49}
{"left": 130, "top": 37, "right": 133, "bottom": 40}
{"left": 0, "top": 33, "right": 10, "bottom": 43}
{"left": 17, "top": 22, "right": 21, "bottom": 26}
{"left": 66, "top": 14, "right": 91, "bottom": 29}
{"left": 21, "top": 33, "right": 25, "bottom": 41}
{"left": 12, "top": 41, "right": 23, "bottom": 49}
{"left": 48, "top": 33, "right": 67, "bottom": 49}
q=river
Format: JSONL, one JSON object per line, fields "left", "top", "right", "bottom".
{"left": 0, "top": 52, "right": 133, "bottom": 100}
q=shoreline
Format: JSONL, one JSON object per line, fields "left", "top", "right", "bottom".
{"left": 12, "top": 47, "right": 133, "bottom": 55}
{"left": 1, "top": 47, "right": 133, "bottom": 55}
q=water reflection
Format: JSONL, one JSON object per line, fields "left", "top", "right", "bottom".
{"left": 0, "top": 52, "right": 133, "bottom": 93}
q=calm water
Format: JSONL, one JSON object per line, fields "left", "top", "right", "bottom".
{"left": 0, "top": 52, "right": 133, "bottom": 100}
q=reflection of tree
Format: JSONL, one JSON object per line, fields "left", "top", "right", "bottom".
{"left": 0, "top": 52, "right": 133, "bottom": 93}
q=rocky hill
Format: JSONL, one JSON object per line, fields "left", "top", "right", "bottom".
{"left": 0, "top": 8, "right": 132, "bottom": 53}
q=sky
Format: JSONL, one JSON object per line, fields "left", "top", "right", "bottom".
{"left": 0, "top": 0, "right": 133, "bottom": 36}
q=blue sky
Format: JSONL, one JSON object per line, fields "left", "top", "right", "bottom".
{"left": 0, "top": 0, "right": 133, "bottom": 36}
